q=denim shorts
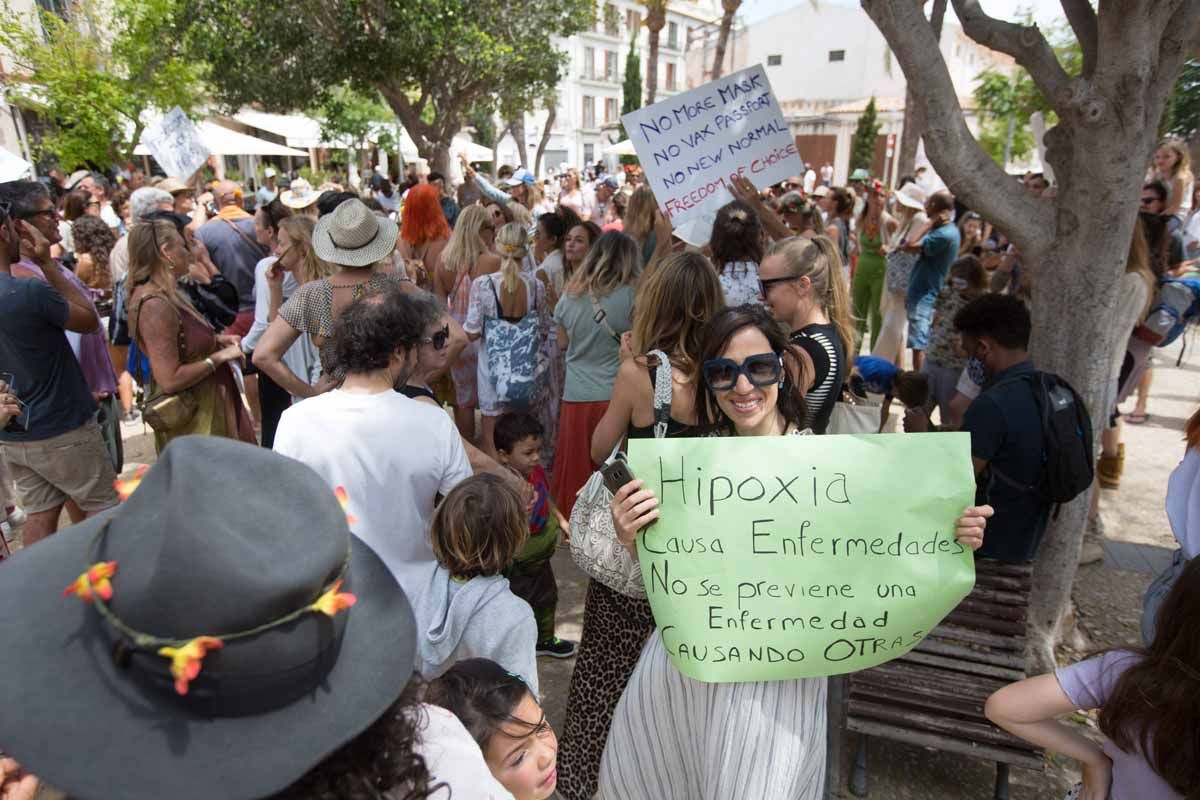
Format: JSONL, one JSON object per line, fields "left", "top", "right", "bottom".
{"left": 906, "top": 293, "right": 937, "bottom": 350}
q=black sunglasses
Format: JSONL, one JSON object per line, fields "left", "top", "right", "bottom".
{"left": 421, "top": 324, "right": 450, "bottom": 350}
{"left": 703, "top": 353, "right": 782, "bottom": 391}
{"left": 758, "top": 275, "right": 800, "bottom": 297}
{"left": 18, "top": 207, "right": 57, "bottom": 220}
{"left": 1140, "top": 196, "right": 1158, "bottom": 206}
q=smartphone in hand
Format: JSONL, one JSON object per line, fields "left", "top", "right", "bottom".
{"left": 601, "top": 459, "right": 636, "bottom": 496}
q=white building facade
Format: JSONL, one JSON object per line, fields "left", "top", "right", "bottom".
{"left": 745, "top": 1, "right": 1014, "bottom": 186}
{"left": 496, "top": 0, "right": 727, "bottom": 173}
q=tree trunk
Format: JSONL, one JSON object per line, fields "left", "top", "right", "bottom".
{"left": 896, "top": 0, "right": 948, "bottom": 178}
{"left": 645, "top": 7, "right": 665, "bottom": 106}
{"left": 511, "top": 115, "right": 529, "bottom": 168}
{"left": 711, "top": 0, "right": 741, "bottom": 80}
{"left": 861, "top": 0, "right": 1200, "bottom": 672}
{"left": 534, "top": 104, "right": 557, "bottom": 177}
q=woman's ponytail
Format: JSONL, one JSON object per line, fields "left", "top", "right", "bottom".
{"left": 495, "top": 222, "right": 528, "bottom": 294}
{"left": 809, "top": 235, "right": 856, "bottom": 357}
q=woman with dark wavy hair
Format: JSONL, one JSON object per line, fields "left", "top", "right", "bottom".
{"left": 598, "top": 304, "right": 992, "bottom": 800}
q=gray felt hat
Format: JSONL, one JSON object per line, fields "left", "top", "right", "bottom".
{"left": 0, "top": 436, "right": 417, "bottom": 800}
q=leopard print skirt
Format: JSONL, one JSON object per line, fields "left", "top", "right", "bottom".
{"left": 557, "top": 578, "right": 656, "bottom": 800}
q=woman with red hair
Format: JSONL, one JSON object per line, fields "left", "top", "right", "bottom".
{"left": 398, "top": 183, "right": 451, "bottom": 290}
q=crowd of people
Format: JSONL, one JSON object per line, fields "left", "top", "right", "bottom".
{"left": 0, "top": 138, "right": 1197, "bottom": 800}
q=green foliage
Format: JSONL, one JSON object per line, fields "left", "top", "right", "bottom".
{"left": 971, "top": 22, "right": 1082, "bottom": 169}
{"left": 467, "top": 102, "right": 498, "bottom": 149}
{"left": 619, "top": 38, "right": 643, "bottom": 165}
{"left": 1162, "top": 60, "right": 1200, "bottom": 140}
{"left": 0, "top": 0, "right": 204, "bottom": 168}
{"left": 314, "top": 86, "right": 395, "bottom": 151}
{"left": 976, "top": 116, "right": 1035, "bottom": 166}
{"left": 184, "top": 0, "right": 591, "bottom": 167}
{"left": 849, "top": 97, "right": 880, "bottom": 174}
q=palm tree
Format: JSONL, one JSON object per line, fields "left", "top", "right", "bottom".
{"left": 642, "top": 0, "right": 668, "bottom": 105}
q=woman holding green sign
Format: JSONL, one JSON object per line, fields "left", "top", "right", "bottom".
{"left": 599, "top": 304, "right": 992, "bottom": 800}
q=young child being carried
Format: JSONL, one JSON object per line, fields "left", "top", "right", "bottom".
{"left": 849, "top": 354, "right": 930, "bottom": 433}
{"left": 410, "top": 473, "right": 540, "bottom": 695}
{"left": 428, "top": 658, "right": 559, "bottom": 800}
{"left": 494, "top": 412, "right": 576, "bottom": 659}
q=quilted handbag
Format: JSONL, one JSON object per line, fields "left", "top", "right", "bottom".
{"left": 568, "top": 349, "right": 673, "bottom": 598}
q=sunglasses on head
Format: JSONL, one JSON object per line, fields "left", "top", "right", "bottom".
{"left": 703, "top": 353, "right": 782, "bottom": 391}
{"left": 421, "top": 324, "right": 450, "bottom": 350}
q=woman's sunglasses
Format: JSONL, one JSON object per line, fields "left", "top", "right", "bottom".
{"left": 421, "top": 325, "right": 450, "bottom": 350}
{"left": 758, "top": 275, "right": 799, "bottom": 297}
{"left": 703, "top": 353, "right": 782, "bottom": 391}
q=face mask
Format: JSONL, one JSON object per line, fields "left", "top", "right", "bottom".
{"left": 950, "top": 277, "right": 969, "bottom": 291}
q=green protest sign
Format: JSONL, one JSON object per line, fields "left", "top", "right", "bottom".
{"left": 626, "top": 433, "right": 977, "bottom": 683}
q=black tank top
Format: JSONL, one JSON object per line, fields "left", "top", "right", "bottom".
{"left": 626, "top": 363, "right": 702, "bottom": 439}
{"left": 400, "top": 384, "right": 437, "bottom": 402}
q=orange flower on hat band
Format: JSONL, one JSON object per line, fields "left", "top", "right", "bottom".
{"left": 334, "top": 486, "right": 358, "bottom": 525}
{"left": 158, "top": 637, "right": 224, "bottom": 696}
{"left": 63, "top": 561, "right": 118, "bottom": 603}
{"left": 310, "top": 579, "right": 357, "bottom": 617}
{"left": 114, "top": 466, "right": 149, "bottom": 502}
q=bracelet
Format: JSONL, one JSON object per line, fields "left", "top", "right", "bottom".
{"left": 203, "top": 357, "right": 216, "bottom": 375}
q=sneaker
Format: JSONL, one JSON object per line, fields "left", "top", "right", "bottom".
{"left": 536, "top": 637, "right": 577, "bottom": 659}
{"left": 3, "top": 505, "right": 26, "bottom": 529}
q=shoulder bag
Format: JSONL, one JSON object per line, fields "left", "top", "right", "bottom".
{"left": 885, "top": 219, "right": 920, "bottom": 295}
{"left": 569, "top": 349, "right": 672, "bottom": 598}
{"left": 134, "top": 294, "right": 200, "bottom": 434}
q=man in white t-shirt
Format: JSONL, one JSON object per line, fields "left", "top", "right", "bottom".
{"left": 802, "top": 163, "right": 817, "bottom": 195}
{"left": 274, "top": 288, "right": 471, "bottom": 589}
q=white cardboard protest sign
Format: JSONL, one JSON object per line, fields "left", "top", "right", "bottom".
{"left": 142, "top": 107, "right": 210, "bottom": 180}
{"left": 621, "top": 64, "right": 802, "bottom": 246}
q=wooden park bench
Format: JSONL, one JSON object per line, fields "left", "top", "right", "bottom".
{"left": 826, "top": 559, "right": 1044, "bottom": 800}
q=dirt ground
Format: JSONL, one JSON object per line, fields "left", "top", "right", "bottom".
{"left": 15, "top": 341, "right": 1195, "bottom": 800}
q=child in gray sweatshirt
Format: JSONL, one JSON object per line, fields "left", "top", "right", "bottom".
{"left": 410, "top": 473, "right": 540, "bottom": 695}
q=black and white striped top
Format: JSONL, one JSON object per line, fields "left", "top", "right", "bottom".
{"left": 790, "top": 323, "right": 846, "bottom": 435}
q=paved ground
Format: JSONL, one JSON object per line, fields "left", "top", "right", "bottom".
{"left": 13, "top": 339, "right": 1196, "bottom": 800}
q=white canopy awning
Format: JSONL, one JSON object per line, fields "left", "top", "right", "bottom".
{"left": 135, "top": 120, "right": 309, "bottom": 158}
{"left": 0, "top": 146, "right": 33, "bottom": 182}
{"left": 233, "top": 110, "right": 421, "bottom": 160}
{"left": 604, "top": 139, "right": 638, "bottom": 156}
{"left": 452, "top": 136, "right": 495, "bottom": 163}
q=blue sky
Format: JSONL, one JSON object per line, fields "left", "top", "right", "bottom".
{"left": 741, "top": 0, "right": 1069, "bottom": 27}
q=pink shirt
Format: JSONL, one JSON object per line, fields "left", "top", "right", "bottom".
{"left": 13, "top": 259, "right": 117, "bottom": 397}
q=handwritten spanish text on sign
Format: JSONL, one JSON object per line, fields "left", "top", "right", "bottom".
{"left": 620, "top": 64, "right": 802, "bottom": 246}
{"left": 626, "top": 434, "right": 976, "bottom": 683}
{"left": 141, "top": 107, "right": 210, "bottom": 181}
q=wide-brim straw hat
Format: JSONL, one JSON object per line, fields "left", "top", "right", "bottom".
{"left": 279, "top": 177, "right": 319, "bottom": 209}
{"left": 895, "top": 181, "right": 928, "bottom": 210}
{"left": 0, "top": 436, "right": 417, "bottom": 800}
{"left": 312, "top": 198, "right": 399, "bottom": 268}
{"left": 156, "top": 177, "right": 190, "bottom": 195}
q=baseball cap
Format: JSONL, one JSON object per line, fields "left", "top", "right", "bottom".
{"left": 264, "top": 167, "right": 277, "bottom": 178}
{"left": 503, "top": 168, "right": 537, "bottom": 187}
{"left": 811, "top": 185, "right": 831, "bottom": 198}
{"left": 600, "top": 175, "right": 620, "bottom": 190}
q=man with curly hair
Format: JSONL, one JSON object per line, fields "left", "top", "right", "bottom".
{"left": 273, "top": 287, "right": 472, "bottom": 589}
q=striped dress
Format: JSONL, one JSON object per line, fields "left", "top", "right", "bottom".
{"left": 597, "top": 630, "right": 827, "bottom": 800}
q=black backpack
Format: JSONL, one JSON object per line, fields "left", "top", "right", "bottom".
{"left": 991, "top": 371, "right": 1094, "bottom": 507}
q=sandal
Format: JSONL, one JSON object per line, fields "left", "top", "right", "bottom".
{"left": 1126, "top": 411, "right": 1149, "bottom": 424}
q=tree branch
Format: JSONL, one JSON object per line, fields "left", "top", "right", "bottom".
{"left": 951, "top": 0, "right": 1071, "bottom": 115}
{"left": 860, "top": 0, "right": 1051, "bottom": 255}
{"left": 1145, "top": 1, "right": 1200, "bottom": 128}
{"left": 1060, "top": 0, "right": 1097, "bottom": 76}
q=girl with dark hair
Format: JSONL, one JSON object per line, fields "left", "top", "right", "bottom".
{"left": 599, "top": 305, "right": 992, "bottom": 800}
{"left": 986, "top": 553, "right": 1200, "bottom": 799}
{"left": 710, "top": 200, "right": 765, "bottom": 307}
{"left": 530, "top": 212, "right": 568, "bottom": 301}
{"left": 428, "top": 659, "right": 559, "bottom": 800}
